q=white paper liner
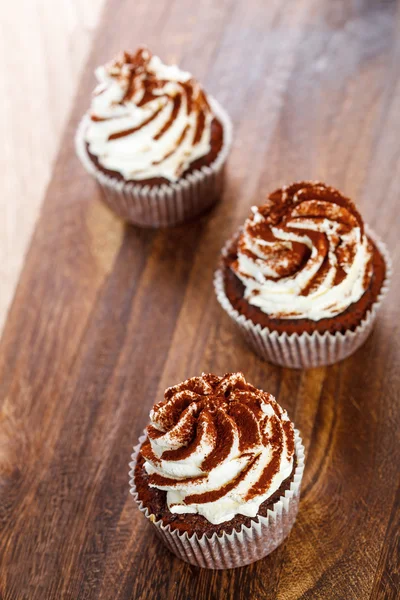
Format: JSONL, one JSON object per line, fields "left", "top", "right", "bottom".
{"left": 75, "top": 97, "right": 232, "bottom": 228}
{"left": 214, "top": 226, "right": 392, "bottom": 369}
{"left": 129, "top": 429, "right": 305, "bottom": 569}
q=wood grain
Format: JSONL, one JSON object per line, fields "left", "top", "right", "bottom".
{"left": 0, "top": 0, "right": 104, "bottom": 334}
{"left": 1, "top": 0, "right": 400, "bottom": 598}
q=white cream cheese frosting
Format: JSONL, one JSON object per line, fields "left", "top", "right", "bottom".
{"left": 84, "top": 47, "right": 215, "bottom": 182}
{"left": 231, "top": 182, "right": 374, "bottom": 321}
{"left": 141, "top": 373, "right": 295, "bottom": 525}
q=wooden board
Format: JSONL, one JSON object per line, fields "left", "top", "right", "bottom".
{"left": 0, "top": 0, "right": 103, "bottom": 334}
{"left": 1, "top": 0, "right": 399, "bottom": 598}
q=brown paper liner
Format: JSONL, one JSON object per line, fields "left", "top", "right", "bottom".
{"left": 75, "top": 98, "right": 232, "bottom": 228}
{"left": 214, "top": 227, "right": 391, "bottom": 369}
{"left": 129, "top": 430, "right": 305, "bottom": 569}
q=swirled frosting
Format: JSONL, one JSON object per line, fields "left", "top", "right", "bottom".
{"left": 84, "top": 47, "right": 215, "bottom": 181}
{"left": 231, "top": 182, "right": 374, "bottom": 321}
{"left": 141, "top": 372, "right": 295, "bottom": 525}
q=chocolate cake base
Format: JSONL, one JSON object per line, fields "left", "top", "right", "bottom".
{"left": 86, "top": 117, "right": 224, "bottom": 186}
{"left": 223, "top": 237, "right": 386, "bottom": 335}
{"left": 134, "top": 450, "right": 298, "bottom": 538}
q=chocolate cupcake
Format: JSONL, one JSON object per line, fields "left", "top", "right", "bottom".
{"left": 129, "top": 372, "right": 305, "bottom": 569}
{"left": 75, "top": 47, "right": 232, "bottom": 227}
{"left": 215, "top": 182, "right": 391, "bottom": 368}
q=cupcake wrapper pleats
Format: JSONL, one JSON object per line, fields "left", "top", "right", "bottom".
{"left": 129, "top": 430, "right": 305, "bottom": 569}
{"left": 214, "top": 226, "right": 391, "bottom": 369}
{"left": 75, "top": 98, "right": 232, "bottom": 228}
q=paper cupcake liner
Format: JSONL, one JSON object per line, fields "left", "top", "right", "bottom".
{"left": 214, "top": 226, "right": 392, "bottom": 369}
{"left": 129, "top": 429, "right": 305, "bottom": 569}
{"left": 75, "top": 98, "right": 232, "bottom": 228}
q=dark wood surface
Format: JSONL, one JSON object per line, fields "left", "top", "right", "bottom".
{"left": 1, "top": 1, "right": 400, "bottom": 598}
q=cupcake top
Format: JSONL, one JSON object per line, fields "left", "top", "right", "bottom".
{"left": 141, "top": 372, "right": 295, "bottom": 525}
{"left": 230, "top": 181, "right": 374, "bottom": 321}
{"left": 84, "top": 47, "right": 216, "bottom": 182}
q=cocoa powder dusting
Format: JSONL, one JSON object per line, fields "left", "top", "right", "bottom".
{"left": 246, "top": 417, "right": 283, "bottom": 500}
{"left": 148, "top": 472, "right": 206, "bottom": 488}
{"left": 95, "top": 47, "right": 213, "bottom": 161}
{"left": 134, "top": 451, "right": 297, "bottom": 537}
{"left": 140, "top": 439, "right": 160, "bottom": 465}
{"left": 142, "top": 373, "right": 296, "bottom": 511}
{"left": 184, "top": 458, "right": 257, "bottom": 505}
{"left": 233, "top": 182, "right": 369, "bottom": 299}
{"left": 108, "top": 105, "right": 164, "bottom": 140}
{"left": 301, "top": 252, "right": 330, "bottom": 297}
{"left": 201, "top": 409, "right": 234, "bottom": 471}
{"left": 229, "top": 403, "right": 260, "bottom": 451}
{"left": 153, "top": 95, "right": 181, "bottom": 140}
{"left": 165, "top": 405, "right": 198, "bottom": 447}
{"left": 193, "top": 110, "right": 206, "bottom": 145}
{"left": 151, "top": 390, "right": 200, "bottom": 431}
{"left": 147, "top": 425, "right": 165, "bottom": 440}
{"left": 363, "top": 242, "right": 374, "bottom": 290}
{"left": 224, "top": 234, "right": 386, "bottom": 335}
{"left": 161, "top": 411, "right": 215, "bottom": 461}
{"left": 152, "top": 125, "right": 190, "bottom": 165}
{"left": 282, "top": 420, "right": 295, "bottom": 459}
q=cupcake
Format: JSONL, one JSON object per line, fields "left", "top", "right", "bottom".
{"left": 75, "top": 47, "right": 232, "bottom": 227}
{"left": 129, "top": 372, "right": 305, "bottom": 569}
{"left": 215, "top": 182, "right": 391, "bottom": 368}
